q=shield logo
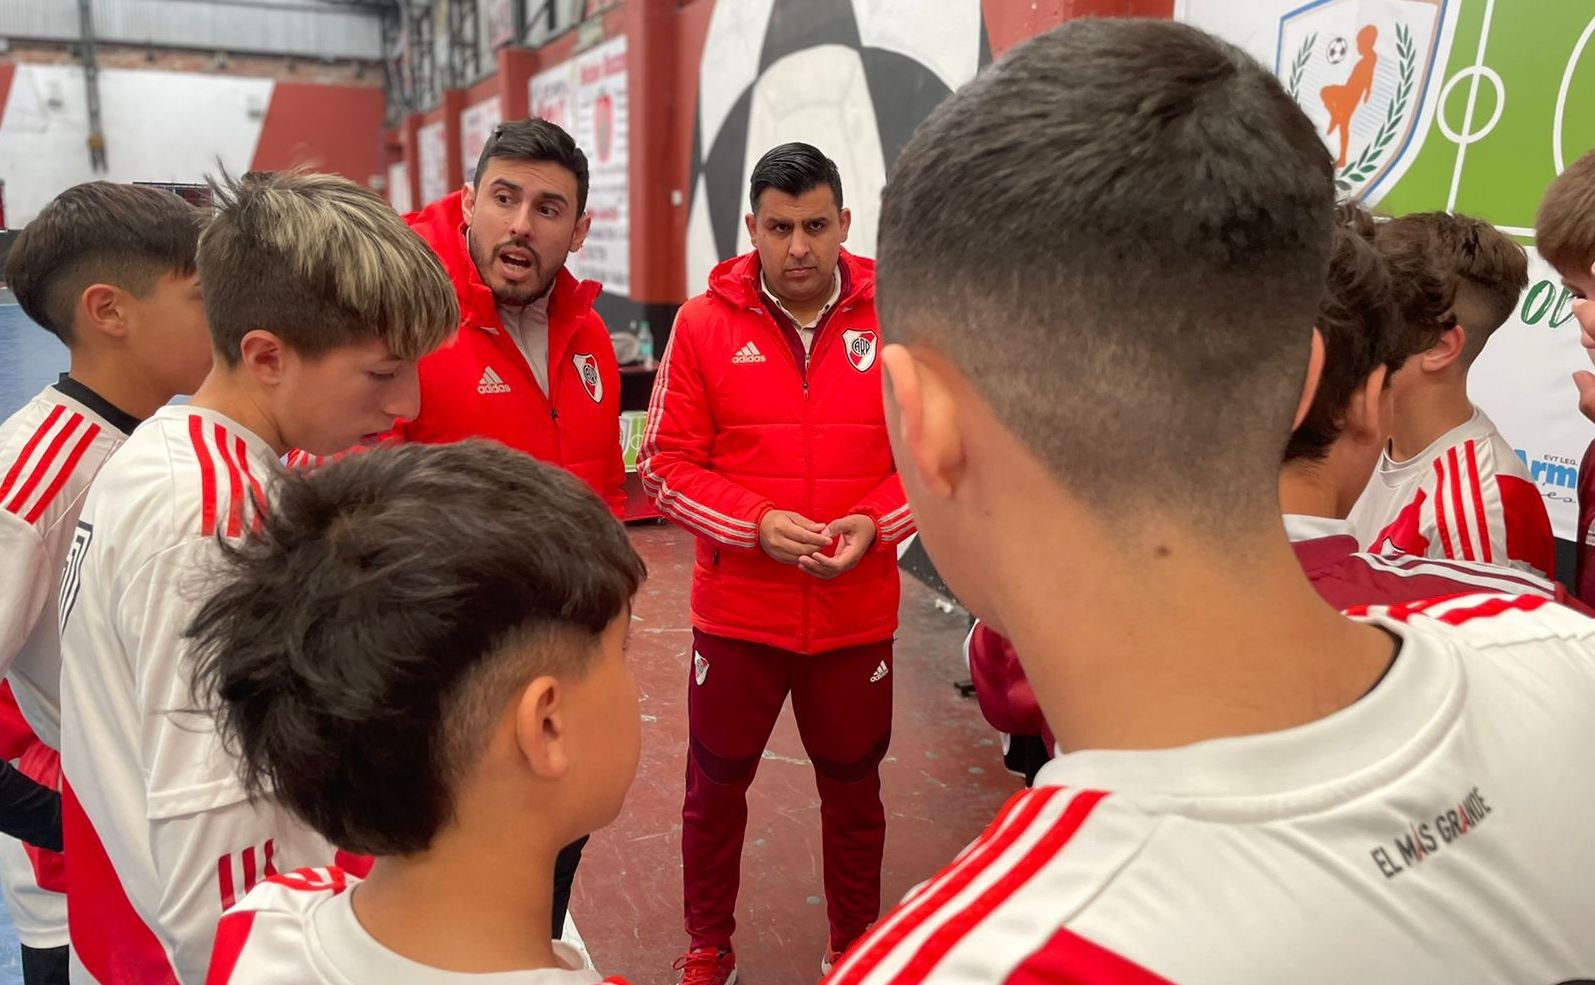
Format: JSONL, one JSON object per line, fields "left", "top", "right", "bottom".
{"left": 843, "top": 329, "right": 878, "bottom": 373}
{"left": 1274, "top": 0, "right": 1447, "bottom": 199}
{"left": 573, "top": 353, "right": 603, "bottom": 403}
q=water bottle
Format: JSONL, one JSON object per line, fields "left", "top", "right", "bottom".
{"left": 637, "top": 320, "right": 655, "bottom": 369}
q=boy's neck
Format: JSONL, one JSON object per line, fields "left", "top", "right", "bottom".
{"left": 1389, "top": 381, "right": 1474, "bottom": 462}
{"left": 1279, "top": 460, "right": 1345, "bottom": 521}
{"left": 66, "top": 353, "right": 166, "bottom": 422}
{"left": 995, "top": 517, "right": 1395, "bottom": 756}
{"left": 352, "top": 834, "right": 561, "bottom": 974}
{"left": 187, "top": 367, "right": 287, "bottom": 455}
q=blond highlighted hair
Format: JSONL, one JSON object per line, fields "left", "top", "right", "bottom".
{"left": 199, "top": 169, "right": 457, "bottom": 364}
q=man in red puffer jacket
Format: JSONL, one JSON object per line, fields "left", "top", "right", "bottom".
{"left": 640, "top": 143, "right": 914, "bottom": 985}
{"left": 398, "top": 118, "right": 626, "bottom": 516}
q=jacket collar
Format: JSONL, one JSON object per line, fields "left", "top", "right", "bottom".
{"left": 708, "top": 248, "right": 875, "bottom": 311}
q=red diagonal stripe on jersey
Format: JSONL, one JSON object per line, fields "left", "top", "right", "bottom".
{"left": 1435, "top": 593, "right": 1550, "bottom": 626}
{"left": 5, "top": 413, "right": 82, "bottom": 516}
{"left": 213, "top": 424, "right": 246, "bottom": 538}
{"left": 24, "top": 422, "right": 100, "bottom": 524}
{"left": 1431, "top": 459, "right": 1456, "bottom": 560}
{"left": 189, "top": 415, "right": 219, "bottom": 536}
{"left": 217, "top": 852, "right": 238, "bottom": 910}
{"left": 1005, "top": 923, "right": 1176, "bottom": 984}
{"left": 242, "top": 844, "right": 259, "bottom": 895}
{"left": 0, "top": 405, "right": 65, "bottom": 504}
{"left": 263, "top": 838, "right": 277, "bottom": 878}
{"left": 1464, "top": 441, "right": 1492, "bottom": 563}
{"left": 204, "top": 911, "right": 257, "bottom": 985}
{"left": 829, "top": 787, "right": 1066, "bottom": 985}
{"left": 1446, "top": 448, "right": 1476, "bottom": 561}
{"left": 888, "top": 790, "right": 1108, "bottom": 985}
{"left": 236, "top": 437, "right": 267, "bottom": 534}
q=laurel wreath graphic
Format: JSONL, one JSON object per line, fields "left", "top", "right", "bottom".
{"left": 1286, "top": 32, "right": 1317, "bottom": 101}
{"left": 1337, "top": 22, "right": 1416, "bottom": 194}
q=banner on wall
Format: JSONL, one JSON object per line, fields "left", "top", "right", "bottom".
{"left": 417, "top": 119, "right": 449, "bottom": 207}
{"left": 388, "top": 160, "right": 412, "bottom": 214}
{"left": 461, "top": 96, "right": 504, "bottom": 184}
{"left": 1176, "top": 0, "right": 1595, "bottom": 540}
{"left": 529, "top": 35, "right": 630, "bottom": 296}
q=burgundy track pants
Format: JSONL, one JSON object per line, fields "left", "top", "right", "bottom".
{"left": 681, "top": 629, "right": 894, "bottom": 953}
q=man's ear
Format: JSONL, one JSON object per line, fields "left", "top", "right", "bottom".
{"left": 882, "top": 344, "right": 962, "bottom": 500}
{"left": 237, "top": 330, "right": 289, "bottom": 387}
{"left": 514, "top": 676, "right": 568, "bottom": 780}
{"left": 461, "top": 182, "right": 478, "bottom": 225}
{"left": 1421, "top": 324, "right": 1466, "bottom": 372}
{"left": 1292, "top": 328, "right": 1327, "bottom": 430}
{"left": 744, "top": 211, "right": 757, "bottom": 243}
{"left": 838, "top": 207, "right": 852, "bottom": 243}
{"left": 78, "top": 284, "right": 127, "bottom": 341}
{"left": 569, "top": 211, "right": 592, "bottom": 255}
{"left": 1345, "top": 364, "right": 1390, "bottom": 443}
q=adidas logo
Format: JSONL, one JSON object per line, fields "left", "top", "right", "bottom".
{"left": 732, "top": 341, "right": 767, "bottom": 364}
{"left": 477, "top": 366, "right": 512, "bottom": 394}
{"left": 869, "top": 661, "right": 889, "bottom": 684}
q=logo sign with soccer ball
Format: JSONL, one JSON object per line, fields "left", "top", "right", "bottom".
{"left": 573, "top": 353, "right": 604, "bottom": 404}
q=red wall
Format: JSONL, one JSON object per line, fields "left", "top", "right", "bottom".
{"left": 251, "top": 82, "right": 387, "bottom": 183}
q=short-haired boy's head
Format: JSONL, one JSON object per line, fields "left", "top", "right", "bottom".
{"left": 878, "top": 18, "right": 1334, "bottom": 530}
{"left": 1285, "top": 206, "right": 1401, "bottom": 463}
{"left": 474, "top": 118, "right": 590, "bottom": 213}
{"left": 1374, "top": 212, "right": 1527, "bottom": 365}
{"left": 6, "top": 181, "right": 203, "bottom": 345}
{"left": 1537, "top": 146, "right": 1595, "bottom": 289}
{"left": 199, "top": 169, "right": 458, "bottom": 366}
{"left": 748, "top": 142, "right": 845, "bottom": 214}
{"left": 186, "top": 440, "right": 647, "bottom": 857}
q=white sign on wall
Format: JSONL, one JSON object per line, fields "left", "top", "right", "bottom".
{"left": 461, "top": 95, "right": 504, "bottom": 184}
{"left": 417, "top": 119, "right": 449, "bottom": 207}
{"left": 529, "top": 35, "right": 630, "bottom": 296}
{"left": 388, "top": 160, "right": 412, "bottom": 214}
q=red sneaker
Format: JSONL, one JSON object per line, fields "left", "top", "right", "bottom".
{"left": 674, "top": 946, "right": 737, "bottom": 985}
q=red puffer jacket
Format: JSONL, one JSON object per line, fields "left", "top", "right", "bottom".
{"left": 639, "top": 250, "right": 914, "bottom": 654}
{"left": 399, "top": 191, "right": 626, "bottom": 515}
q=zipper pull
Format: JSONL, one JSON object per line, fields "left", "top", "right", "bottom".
{"left": 551, "top": 407, "right": 560, "bottom": 421}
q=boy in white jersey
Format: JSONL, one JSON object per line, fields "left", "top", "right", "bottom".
{"left": 189, "top": 440, "right": 643, "bottom": 985}
{"left": 55, "top": 170, "right": 458, "bottom": 985}
{"left": 0, "top": 181, "right": 211, "bottom": 984}
{"left": 835, "top": 18, "right": 1595, "bottom": 985}
{"left": 1347, "top": 212, "right": 1556, "bottom": 577}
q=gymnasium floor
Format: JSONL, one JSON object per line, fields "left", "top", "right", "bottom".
{"left": 0, "top": 295, "right": 1016, "bottom": 985}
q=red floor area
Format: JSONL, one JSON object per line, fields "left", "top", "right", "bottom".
{"left": 572, "top": 524, "right": 1018, "bottom": 985}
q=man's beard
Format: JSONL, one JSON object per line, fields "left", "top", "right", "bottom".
{"left": 468, "top": 228, "right": 557, "bottom": 306}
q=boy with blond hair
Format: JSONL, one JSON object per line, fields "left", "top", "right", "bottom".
{"left": 56, "top": 170, "right": 458, "bottom": 984}
{"left": 1348, "top": 212, "right": 1556, "bottom": 578}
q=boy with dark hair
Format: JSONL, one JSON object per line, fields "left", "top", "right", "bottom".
{"left": 1534, "top": 147, "right": 1595, "bottom": 603}
{"left": 1348, "top": 212, "right": 1555, "bottom": 577}
{"left": 57, "top": 170, "right": 458, "bottom": 985}
{"left": 0, "top": 181, "right": 212, "bottom": 984}
{"left": 831, "top": 18, "right": 1595, "bottom": 983}
{"left": 194, "top": 441, "right": 643, "bottom": 983}
{"left": 643, "top": 140, "right": 912, "bottom": 984}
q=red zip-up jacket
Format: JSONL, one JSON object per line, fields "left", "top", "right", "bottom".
{"left": 1578, "top": 437, "right": 1594, "bottom": 606}
{"left": 398, "top": 191, "right": 626, "bottom": 514}
{"left": 639, "top": 250, "right": 914, "bottom": 654}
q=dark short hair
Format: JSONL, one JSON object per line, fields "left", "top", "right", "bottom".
{"left": 878, "top": 19, "right": 1335, "bottom": 532}
{"left": 5, "top": 182, "right": 203, "bottom": 345}
{"left": 1285, "top": 206, "right": 1401, "bottom": 463}
{"left": 1537, "top": 146, "right": 1595, "bottom": 277}
{"left": 1375, "top": 212, "right": 1526, "bottom": 365}
{"left": 749, "top": 142, "right": 844, "bottom": 213}
{"left": 474, "top": 118, "right": 590, "bottom": 213}
{"left": 199, "top": 169, "right": 457, "bottom": 366}
{"left": 185, "top": 440, "right": 646, "bottom": 856}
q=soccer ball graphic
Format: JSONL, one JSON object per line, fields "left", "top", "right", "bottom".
{"left": 1326, "top": 36, "right": 1349, "bottom": 64}
{"left": 684, "top": 0, "right": 990, "bottom": 294}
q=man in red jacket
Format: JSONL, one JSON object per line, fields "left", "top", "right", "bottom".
{"left": 400, "top": 118, "right": 626, "bottom": 515}
{"left": 640, "top": 143, "right": 914, "bottom": 984}
{"left": 400, "top": 118, "right": 624, "bottom": 942}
